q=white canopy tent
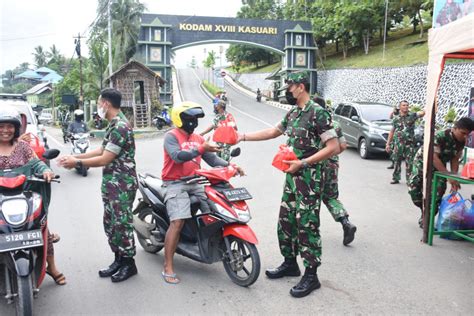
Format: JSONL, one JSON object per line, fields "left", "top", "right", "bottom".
{"left": 422, "top": 12, "right": 474, "bottom": 242}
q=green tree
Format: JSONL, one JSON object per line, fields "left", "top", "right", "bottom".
{"left": 91, "top": 0, "right": 146, "bottom": 70}
{"left": 203, "top": 51, "right": 217, "bottom": 68}
{"left": 33, "top": 46, "right": 47, "bottom": 68}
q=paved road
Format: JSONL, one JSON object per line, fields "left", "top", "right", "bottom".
{"left": 1, "top": 68, "right": 472, "bottom": 315}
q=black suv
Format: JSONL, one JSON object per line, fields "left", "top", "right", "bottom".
{"left": 333, "top": 102, "right": 392, "bottom": 159}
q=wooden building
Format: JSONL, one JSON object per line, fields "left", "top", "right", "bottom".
{"left": 106, "top": 59, "right": 165, "bottom": 128}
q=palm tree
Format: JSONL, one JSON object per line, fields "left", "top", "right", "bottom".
{"left": 91, "top": 0, "right": 146, "bottom": 69}
{"left": 48, "top": 45, "right": 62, "bottom": 64}
{"left": 111, "top": 0, "right": 146, "bottom": 66}
{"left": 33, "top": 46, "right": 47, "bottom": 68}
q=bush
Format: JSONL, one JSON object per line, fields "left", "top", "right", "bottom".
{"left": 203, "top": 80, "right": 221, "bottom": 96}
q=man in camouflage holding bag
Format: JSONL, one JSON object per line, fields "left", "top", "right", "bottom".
{"left": 59, "top": 88, "right": 138, "bottom": 283}
{"left": 408, "top": 117, "right": 474, "bottom": 228}
{"left": 238, "top": 71, "right": 339, "bottom": 298}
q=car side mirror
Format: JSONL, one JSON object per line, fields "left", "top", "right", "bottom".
{"left": 230, "top": 147, "right": 241, "bottom": 157}
{"left": 42, "top": 149, "right": 60, "bottom": 160}
{"left": 351, "top": 116, "right": 359, "bottom": 122}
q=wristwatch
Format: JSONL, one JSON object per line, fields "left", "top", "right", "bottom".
{"left": 75, "top": 160, "right": 83, "bottom": 169}
{"left": 301, "top": 159, "right": 309, "bottom": 169}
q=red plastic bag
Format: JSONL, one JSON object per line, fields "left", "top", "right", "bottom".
{"left": 461, "top": 159, "right": 474, "bottom": 179}
{"left": 272, "top": 144, "right": 297, "bottom": 172}
{"left": 213, "top": 126, "right": 238, "bottom": 145}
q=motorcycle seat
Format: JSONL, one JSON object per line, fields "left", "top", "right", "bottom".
{"left": 144, "top": 177, "right": 202, "bottom": 211}
{"left": 144, "top": 177, "right": 166, "bottom": 201}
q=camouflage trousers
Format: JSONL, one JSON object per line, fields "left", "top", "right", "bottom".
{"left": 392, "top": 142, "right": 415, "bottom": 182}
{"left": 101, "top": 180, "right": 137, "bottom": 258}
{"left": 217, "top": 143, "right": 232, "bottom": 162}
{"left": 278, "top": 164, "right": 324, "bottom": 268}
{"left": 322, "top": 160, "right": 348, "bottom": 221}
{"left": 407, "top": 151, "right": 447, "bottom": 212}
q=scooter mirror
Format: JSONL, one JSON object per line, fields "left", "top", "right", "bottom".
{"left": 42, "top": 149, "right": 60, "bottom": 160}
{"left": 230, "top": 147, "right": 241, "bottom": 157}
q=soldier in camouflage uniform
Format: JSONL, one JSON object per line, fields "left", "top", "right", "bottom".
{"left": 238, "top": 71, "right": 339, "bottom": 298}
{"left": 387, "top": 106, "right": 400, "bottom": 169}
{"left": 385, "top": 101, "right": 425, "bottom": 184}
{"left": 59, "top": 88, "right": 138, "bottom": 283}
{"left": 200, "top": 100, "right": 237, "bottom": 161}
{"left": 313, "top": 96, "right": 357, "bottom": 246}
{"left": 408, "top": 117, "right": 474, "bottom": 227}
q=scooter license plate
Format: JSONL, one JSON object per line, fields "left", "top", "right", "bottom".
{"left": 0, "top": 229, "right": 43, "bottom": 253}
{"left": 222, "top": 188, "right": 252, "bottom": 201}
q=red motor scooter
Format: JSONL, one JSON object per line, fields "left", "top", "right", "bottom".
{"left": 133, "top": 148, "right": 260, "bottom": 287}
{"left": 0, "top": 149, "right": 60, "bottom": 316}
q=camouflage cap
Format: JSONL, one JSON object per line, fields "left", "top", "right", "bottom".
{"left": 282, "top": 71, "right": 309, "bottom": 89}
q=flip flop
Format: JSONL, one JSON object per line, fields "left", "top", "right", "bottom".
{"left": 51, "top": 233, "right": 60, "bottom": 244}
{"left": 161, "top": 271, "right": 180, "bottom": 284}
{"left": 46, "top": 270, "right": 67, "bottom": 285}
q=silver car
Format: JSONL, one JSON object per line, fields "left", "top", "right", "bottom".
{"left": 333, "top": 101, "right": 392, "bottom": 159}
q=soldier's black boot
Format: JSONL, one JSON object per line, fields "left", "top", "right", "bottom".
{"left": 387, "top": 163, "right": 394, "bottom": 169}
{"left": 111, "top": 257, "right": 137, "bottom": 283}
{"left": 341, "top": 216, "right": 357, "bottom": 246}
{"left": 265, "top": 257, "right": 301, "bottom": 279}
{"left": 290, "top": 267, "right": 321, "bottom": 298}
{"left": 98, "top": 253, "right": 121, "bottom": 278}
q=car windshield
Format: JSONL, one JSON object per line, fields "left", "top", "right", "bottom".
{"left": 358, "top": 104, "right": 392, "bottom": 122}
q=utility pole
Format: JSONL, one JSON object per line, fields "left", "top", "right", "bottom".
{"left": 382, "top": 0, "right": 389, "bottom": 61}
{"left": 74, "top": 33, "right": 84, "bottom": 109}
{"left": 108, "top": 0, "right": 113, "bottom": 87}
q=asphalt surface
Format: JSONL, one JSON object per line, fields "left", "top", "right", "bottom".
{"left": 0, "top": 68, "right": 472, "bottom": 315}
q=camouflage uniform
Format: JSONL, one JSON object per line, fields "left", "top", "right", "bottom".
{"left": 276, "top": 99, "right": 337, "bottom": 268}
{"left": 101, "top": 112, "right": 138, "bottom": 258}
{"left": 322, "top": 120, "right": 348, "bottom": 221}
{"left": 212, "top": 112, "right": 237, "bottom": 162}
{"left": 391, "top": 112, "right": 420, "bottom": 182}
{"left": 408, "top": 129, "right": 465, "bottom": 210}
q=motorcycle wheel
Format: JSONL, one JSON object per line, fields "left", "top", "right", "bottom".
{"left": 137, "top": 207, "right": 164, "bottom": 253}
{"left": 81, "top": 166, "right": 88, "bottom": 177}
{"left": 156, "top": 122, "right": 163, "bottom": 130}
{"left": 222, "top": 236, "right": 260, "bottom": 287}
{"left": 15, "top": 274, "right": 33, "bottom": 316}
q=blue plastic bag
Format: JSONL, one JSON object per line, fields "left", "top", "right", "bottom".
{"left": 437, "top": 192, "right": 465, "bottom": 239}
{"left": 461, "top": 200, "right": 474, "bottom": 230}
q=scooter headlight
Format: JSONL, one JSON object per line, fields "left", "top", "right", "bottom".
{"left": 214, "top": 204, "right": 251, "bottom": 223}
{"left": 235, "top": 209, "right": 251, "bottom": 223}
{"left": 1, "top": 199, "right": 29, "bottom": 225}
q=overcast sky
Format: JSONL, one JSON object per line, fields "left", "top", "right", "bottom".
{"left": 0, "top": 0, "right": 243, "bottom": 73}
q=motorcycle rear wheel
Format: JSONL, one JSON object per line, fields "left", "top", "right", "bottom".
{"left": 137, "top": 208, "right": 164, "bottom": 253}
{"left": 222, "top": 236, "right": 260, "bottom": 287}
{"left": 15, "top": 274, "right": 33, "bottom": 316}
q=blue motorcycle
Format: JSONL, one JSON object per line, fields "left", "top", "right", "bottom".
{"left": 152, "top": 106, "right": 172, "bottom": 130}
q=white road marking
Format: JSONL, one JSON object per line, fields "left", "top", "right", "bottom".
{"left": 188, "top": 69, "right": 275, "bottom": 128}
{"left": 45, "top": 132, "right": 66, "bottom": 149}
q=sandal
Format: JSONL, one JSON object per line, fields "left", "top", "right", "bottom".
{"left": 46, "top": 270, "right": 66, "bottom": 285}
{"left": 51, "top": 233, "right": 60, "bottom": 244}
{"left": 161, "top": 271, "right": 180, "bottom": 284}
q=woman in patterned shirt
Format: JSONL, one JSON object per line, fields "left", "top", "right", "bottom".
{"left": 0, "top": 105, "right": 66, "bottom": 285}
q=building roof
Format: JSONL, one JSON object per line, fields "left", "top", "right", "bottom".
{"left": 40, "top": 72, "right": 63, "bottom": 83}
{"left": 35, "top": 67, "right": 55, "bottom": 74}
{"left": 106, "top": 59, "right": 166, "bottom": 86}
{"left": 24, "top": 82, "right": 52, "bottom": 95}
{"left": 16, "top": 70, "right": 42, "bottom": 80}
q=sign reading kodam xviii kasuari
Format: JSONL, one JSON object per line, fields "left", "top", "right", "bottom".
{"left": 136, "top": 14, "right": 317, "bottom": 104}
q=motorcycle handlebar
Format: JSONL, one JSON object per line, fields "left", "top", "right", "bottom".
{"left": 33, "top": 173, "right": 61, "bottom": 183}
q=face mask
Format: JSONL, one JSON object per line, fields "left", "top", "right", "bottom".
{"left": 285, "top": 90, "right": 297, "bottom": 106}
{"left": 98, "top": 106, "right": 107, "bottom": 119}
{"left": 182, "top": 118, "right": 198, "bottom": 134}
